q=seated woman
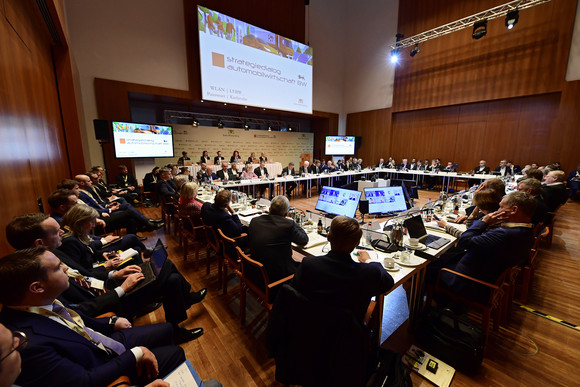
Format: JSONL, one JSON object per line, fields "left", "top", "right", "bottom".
{"left": 59, "top": 205, "right": 146, "bottom": 272}
{"left": 178, "top": 182, "right": 202, "bottom": 231}
{"left": 200, "top": 189, "right": 247, "bottom": 248}
{"left": 435, "top": 189, "right": 502, "bottom": 238}
{"left": 230, "top": 150, "right": 241, "bottom": 163}
{"left": 248, "top": 152, "right": 256, "bottom": 163}
{"left": 242, "top": 163, "right": 258, "bottom": 179}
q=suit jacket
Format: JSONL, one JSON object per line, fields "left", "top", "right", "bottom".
{"left": 494, "top": 166, "right": 510, "bottom": 176}
{"left": 214, "top": 156, "right": 225, "bottom": 165}
{"left": 0, "top": 307, "right": 137, "bottom": 386}
{"left": 216, "top": 169, "right": 237, "bottom": 181}
{"left": 399, "top": 163, "right": 411, "bottom": 170}
{"left": 116, "top": 173, "right": 137, "bottom": 188}
{"left": 298, "top": 166, "right": 309, "bottom": 175}
{"left": 532, "top": 195, "right": 549, "bottom": 225}
{"left": 442, "top": 220, "right": 533, "bottom": 301}
{"left": 143, "top": 172, "right": 158, "bottom": 192}
{"left": 248, "top": 215, "right": 309, "bottom": 282}
{"left": 509, "top": 165, "right": 522, "bottom": 175}
{"left": 292, "top": 251, "right": 394, "bottom": 323}
{"left": 542, "top": 183, "right": 568, "bottom": 212}
{"left": 58, "top": 236, "right": 105, "bottom": 275}
{"left": 200, "top": 155, "right": 211, "bottom": 164}
{"left": 474, "top": 166, "right": 490, "bottom": 174}
{"left": 79, "top": 190, "right": 109, "bottom": 216}
{"left": 254, "top": 166, "right": 270, "bottom": 178}
{"left": 282, "top": 167, "right": 296, "bottom": 176}
{"left": 308, "top": 164, "right": 322, "bottom": 174}
{"left": 156, "top": 179, "right": 176, "bottom": 201}
{"left": 201, "top": 202, "right": 244, "bottom": 238}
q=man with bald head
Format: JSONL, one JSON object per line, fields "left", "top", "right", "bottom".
{"left": 292, "top": 216, "right": 394, "bottom": 323}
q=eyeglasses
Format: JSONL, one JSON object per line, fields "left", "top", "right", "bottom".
{"left": 0, "top": 331, "right": 28, "bottom": 362}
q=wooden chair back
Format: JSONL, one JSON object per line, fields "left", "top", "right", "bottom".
{"left": 217, "top": 228, "right": 242, "bottom": 294}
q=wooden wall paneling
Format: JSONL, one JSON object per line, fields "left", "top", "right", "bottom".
{"left": 346, "top": 108, "right": 391, "bottom": 164}
{"left": 548, "top": 81, "right": 580, "bottom": 171}
{"left": 0, "top": 0, "right": 72, "bottom": 255}
{"left": 311, "top": 110, "right": 338, "bottom": 162}
{"left": 515, "top": 93, "right": 560, "bottom": 167}
{"left": 454, "top": 121, "right": 487, "bottom": 172}
{"left": 393, "top": 0, "right": 578, "bottom": 112}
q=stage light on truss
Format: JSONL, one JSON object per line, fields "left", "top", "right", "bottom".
{"left": 390, "top": 50, "right": 399, "bottom": 64}
{"left": 472, "top": 19, "right": 488, "bottom": 39}
{"left": 243, "top": 121, "right": 249, "bottom": 130}
{"left": 505, "top": 9, "right": 519, "bottom": 29}
{"left": 192, "top": 118, "right": 200, "bottom": 127}
{"left": 217, "top": 119, "right": 224, "bottom": 129}
{"left": 410, "top": 44, "right": 420, "bottom": 57}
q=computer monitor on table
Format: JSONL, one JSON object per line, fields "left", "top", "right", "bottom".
{"left": 363, "top": 186, "right": 408, "bottom": 215}
{"left": 315, "top": 186, "right": 362, "bottom": 218}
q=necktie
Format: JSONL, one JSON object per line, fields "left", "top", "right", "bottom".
{"left": 66, "top": 267, "right": 107, "bottom": 296}
{"left": 51, "top": 301, "right": 125, "bottom": 356}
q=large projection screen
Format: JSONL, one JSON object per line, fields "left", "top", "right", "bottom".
{"left": 197, "top": 6, "right": 313, "bottom": 114}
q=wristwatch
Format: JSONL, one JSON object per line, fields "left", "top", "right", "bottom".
{"left": 109, "top": 316, "right": 119, "bottom": 325}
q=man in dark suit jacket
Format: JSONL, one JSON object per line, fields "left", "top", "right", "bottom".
{"left": 309, "top": 160, "right": 322, "bottom": 174}
{"left": 567, "top": 164, "right": 580, "bottom": 200}
{"left": 115, "top": 165, "right": 139, "bottom": 200}
{"left": 292, "top": 216, "right": 394, "bottom": 323}
{"left": 156, "top": 168, "right": 177, "bottom": 202}
{"left": 474, "top": 160, "right": 490, "bottom": 174}
{"left": 5, "top": 213, "right": 206, "bottom": 343}
{"left": 506, "top": 161, "right": 522, "bottom": 175}
{"left": 517, "top": 178, "right": 548, "bottom": 225}
{"left": 0, "top": 246, "right": 186, "bottom": 387}
{"left": 216, "top": 162, "right": 237, "bottom": 181}
{"left": 281, "top": 162, "right": 298, "bottom": 197}
{"left": 254, "top": 161, "right": 272, "bottom": 199}
{"left": 143, "top": 167, "right": 160, "bottom": 192}
{"left": 399, "top": 158, "right": 411, "bottom": 170}
{"left": 427, "top": 192, "right": 535, "bottom": 303}
{"left": 214, "top": 151, "right": 225, "bottom": 165}
{"left": 248, "top": 196, "right": 308, "bottom": 283}
{"left": 201, "top": 190, "right": 247, "bottom": 248}
{"left": 542, "top": 170, "right": 568, "bottom": 211}
{"left": 376, "top": 158, "right": 386, "bottom": 168}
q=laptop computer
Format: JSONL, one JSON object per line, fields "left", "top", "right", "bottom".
{"left": 126, "top": 239, "right": 168, "bottom": 295}
{"left": 403, "top": 214, "right": 451, "bottom": 250}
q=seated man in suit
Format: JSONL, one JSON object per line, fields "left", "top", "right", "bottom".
{"left": 542, "top": 170, "right": 568, "bottom": 211}
{"left": 426, "top": 192, "right": 536, "bottom": 303}
{"left": 281, "top": 162, "right": 298, "bottom": 197}
{"left": 115, "top": 165, "right": 140, "bottom": 203}
{"left": 399, "top": 158, "right": 411, "bottom": 171}
{"left": 201, "top": 190, "right": 247, "bottom": 248}
{"left": 254, "top": 161, "right": 272, "bottom": 199}
{"left": 517, "top": 178, "right": 548, "bottom": 225}
{"left": 248, "top": 196, "right": 308, "bottom": 283}
{"left": 216, "top": 162, "right": 235, "bottom": 182}
{"left": 442, "top": 161, "right": 456, "bottom": 172}
{"left": 376, "top": 158, "right": 385, "bottom": 168}
{"left": 494, "top": 160, "right": 510, "bottom": 176}
{"left": 0, "top": 246, "right": 186, "bottom": 386}
{"left": 292, "top": 216, "right": 394, "bottom": 323}
{"left": 299, "top": 160, "right": 310, "bottom": 175}
{"left": 506, "top": 160, "right": 522, "bottom": 175}
{"left": 309, "top": 159, "right": 322, "bottom": 174}
{"left": 156, "top": 168, "right": 178, "bottom": 202}
{"left": 76, "top": 174, "right": 163, "bottom": 232}
{"left": 143, "top": 166, "right": 160, "bottom": 192}
{"left": 48, "top": 189, "right": 79, "bottom": 225}
{"left": 6, "top": 214, "right": 207, "bottom": 344}
{"left": 177, "top": 151, "right": 190, "bottom": 166}
{"left": 229, "top": 162, "right": 242, "bottom": 180}
{"left": 474, "top": 160, "right": 490, "bottom": 174}
{"left": 214, "top": 150, "right": 225, "bottom": 165}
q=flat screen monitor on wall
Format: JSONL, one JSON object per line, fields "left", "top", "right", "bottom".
{"left": 315, "top": 186, "right": 362, "bottom": 219}
{"left": 112, "top": 121, "right": 174, "bottom": 158}
{"left": 325, "top": 136, "right": 356, "bottom": 155}
{"left": 197, "top": 6, "right": 313, "bottom": 114}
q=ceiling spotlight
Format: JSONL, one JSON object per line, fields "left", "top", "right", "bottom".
{"left": 390, "top": 50, "right": 399, "bottom": 64}
{"left": 288, "top": 126, "right": 292, "bottom": 131}
{"left": 410, "top": 44, "right": 420, "bottom": 57}
{"left": 472, "top": 19, "right": 487, "bottom": 40}
{"left": 505, "top": 9, "right": 519, "bottom": 30}
{"left": 192, "top": 118, "right": 199, "bottom": 127}
{"left": 267, "top": 123, "right": 272, "bottom": 131}
{"left": 217, "top": 119, "right": 224, "bottom": 129}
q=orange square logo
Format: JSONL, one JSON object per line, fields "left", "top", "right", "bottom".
{"left": 120, "top": 138, "right": 126, "bottom": 144}
{"left": 212, "top": 52, "right": 225, "bottom": 68}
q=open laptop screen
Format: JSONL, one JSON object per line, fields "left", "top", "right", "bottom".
{"left": 364, "top": 186, "right": 408, "bottom": 214}
{"left": 403, "top": 215, "right": 428, "bottom": 240}
{"left": 315, "top": 186, "right": 362, "bottom": 218}
{"left": 150, "top": 239, "right": 168, "bottom": 276}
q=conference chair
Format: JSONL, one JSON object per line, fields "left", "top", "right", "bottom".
{"left": 140, "top": 179, "right": 157, "bottom": 204}
{"left": 427, "top": 265, "right": 518, "bottom": 349}
{"left": 236, "top": 246, "right": 293, "bottom": 327}
{"left": 265, "top": 284, "right": 372, "bottom": 387}
{"left": 159, "top": 196, "right": 174, "bottom": 234}
{"left": 179, "top": 211, "right": 205, "bottom": 270}
{"left": 519, "top": 227, "right": 550, "bottom": 304}
{"left": 216, "top": 228, "right": 243, "bottom": 295}
{"left": 202, "top": 222, "right": 222, "bottom": 278}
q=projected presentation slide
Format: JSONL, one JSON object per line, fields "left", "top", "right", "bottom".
{"left": 364, "top": 187, "right": 407, "bottom": 214}
{"left": 112, "top": 122, "right": 174, "bottom": 158}
{"left": 325, "top": 136, "right": 356, "bottom": 155}
{"left": 315, "top": 186, "right": 362, "bottom": 218}
{"left": 197, "top": 6, "right": 313, "bottom": 114}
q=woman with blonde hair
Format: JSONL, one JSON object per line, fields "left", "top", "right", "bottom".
{"left": 178, "top": 182, "right": 202, "bottom": 229}
{"left": 59, "top": 205, "right": 146, "bottom": 271}
{"left": 242, "top": 163, "right": 258, "bottom": 179}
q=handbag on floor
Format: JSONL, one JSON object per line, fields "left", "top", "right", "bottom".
{"left": 415, "top": 307, "right": 485, "bottom": 374}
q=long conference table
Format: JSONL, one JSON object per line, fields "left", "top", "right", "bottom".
{"left": 208, "top": 167, "right": 499, "bottom": 198}
{"left": 195, "top": 191, "right": 459, "bottom": 346}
